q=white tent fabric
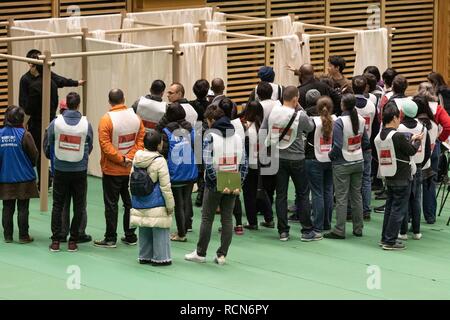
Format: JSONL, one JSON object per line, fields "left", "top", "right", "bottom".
{"left": 274, "top": 35, "right": 302, "bottom": 86}
{"left": 14, "top": 14, "right": 122, "bottom": 41}
{"left": 353, "top": 28, "right": 388, "bottom": 76}
{"left": 273, "top": 16, "right": 302, "bottom": 86}
{"left": 11, "top": 27, "right": 83, "bottom": 109}
{"left": 205, "top": 13, "right": 227, "bottom": 88}
{"left": 10, "top": 7, "right": 226, "bottom": 176}
{"left": 292, "top": 22, "right": 312, "bottom": 65}
{"left": 179, "top": 43, "right": 206, "bottom": 101}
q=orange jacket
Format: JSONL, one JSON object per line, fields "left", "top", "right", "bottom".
{"left": 98, "top": 104, "right": 145, "bottom": 176}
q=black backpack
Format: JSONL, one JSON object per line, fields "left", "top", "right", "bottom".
{"left": 129, "top": 156, "right": 161, "bottom": 196}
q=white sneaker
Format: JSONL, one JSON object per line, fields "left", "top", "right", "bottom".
{"left": 412, "top": 233, "right": 422, "bottom": 240}
{"left": 184, "top": 250, "right": 206, "bottom": 263}
{"left": 214, "top": 255, "right": 226, "bottom": 265}
{"left": 398, "top": 233, "right": 408, "bottom": 241}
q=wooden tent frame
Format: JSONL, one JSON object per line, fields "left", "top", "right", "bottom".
{"left": 1, "top": 9, "right": 394, "bottom": 212}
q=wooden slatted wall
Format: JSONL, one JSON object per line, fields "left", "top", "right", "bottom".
{"left": 59, "top": 0, "right": 127, "bottom": 17}
{"left": 385, "top": 0, "right": 434, "bottom": 91}
{"left": 0, "top": 1, "right": 53, "bottom": 125}
{"left": 208, "top": 0, "right": 436, "bottom": 104}
{"left": 0, "top": 0, "right": 128, "bottom": 126}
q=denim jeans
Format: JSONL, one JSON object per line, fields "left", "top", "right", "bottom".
{"left": 382, "top": 184, "right": 411, "bottom": 245}
{"left": 305, "top": 159, "right": 333, "bottom": 232}
{"left": 138, "top": 227, "right": 171, "bottom": 263}
{"left": 332, "top": 162, "right": 364, "bottom": 236}
{"left": 275, "top": 158, "right": 313, "bottom": 235}
{"left": 423, "top": 141, "right": 440, "bottom": 223}
{"left": 401, "top": 169, "right": 422, "bottom": 234}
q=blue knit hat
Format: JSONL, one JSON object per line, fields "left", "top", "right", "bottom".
{"left": 401, "top": 99, "right": 418, "bottom": 118}
{"left": 258, "top": 66, "right": 275, "bottom": 82}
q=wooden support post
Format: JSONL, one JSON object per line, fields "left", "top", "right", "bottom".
{"left": 119, "top": 9, "right": 127, "bottom": 42}
{"left": 387, "top": 27, "right": 393, "bottom": 68}
{"left": 324, "top": 0, "right": 331, "bottom": 74}
{"left": 172, "top": 41, "right": 180, "bottom": 83}
{"left": 81, "top": 28, "right": 88, "bottom": 115}
{"left": 264, "top": 0, "right": 271, "bottom": 67}
{"left": 433, "top": 0, "right": 449, "bottom": 75}
{"left": 7, "top": 18, "right": 14, "bottom": 107}
{"left": 199, "top": 20, "right": 207, "bottom": 80}
{"left": 40, "top": 51, "right": 52, "bottom": 213}
{"left": 52, "top": 0, "right": 60, "bottom": 18}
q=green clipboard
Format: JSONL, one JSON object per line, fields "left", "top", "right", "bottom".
{"left": 217, "top": 171, "right": 241, "bottom": 193}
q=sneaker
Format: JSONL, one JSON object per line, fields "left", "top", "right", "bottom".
{"left": 139, "top": 259, "right": 151, "bottom": 265}
{"left": 279, "top": 232, "right": 289, "bottom": 241}
{"left": 324, "top": 232, "right": 345, "bottom": 239}
{"left": 68, "top": 241, "right": 78, "bottom": 252}
{"left": 353, "top": 231, "right": 363, "bottom": 237}
{"left": 288, "top": 214, "right": 299, "bottom": 222}
{"left": 4, "top": 237, "right": 13, "bottom": 243}
{"left": 378, "top": 240, "right": 386, "bottom": 247}
{"left": 363, "top": 213, "right": 371, "bottom": 221}
{"left": 382, "top": 242, "right": 406, "bottom": 250}
{"left": 301, "top": 231, "right": 323, "bottom": 242}
{"left": 77, "top": 234, "right": 92, "bottom": 243}
{"left": 151, "top": 261, "right": 172, "bottom": 266}
{"left": 49, "top": 241, "right": 60, "bottom": 252}
{"left": 375, "top": 192, "right": 388, "bottom": 200}
{"left": 121, "top": 236, "right": 137, "bottom": 246}
{"left": 170, "top": 233, "right": 187, "bottom": 242}
{"left": 260, "top": 221, "right": 275, "bottom": 228}
{"left": 234, "top": 226, "right": 244, "bottom": 235}
{"left": 94, "top": 239, "right": 117, "bottom": 248}
{"left": 412, "top": 233, "right": 422, "bottom": 240}
{"left": 214, "top": 255, "right": 226, "bottom": 265}
{"left": 184, "top": 250, "right": 206, "bottom": 263}
{"left": 398, "top": 233, "right": 408, "bottom": 241}
{"left": 19, "top": 236, "right": 34, "bottom": 244}
{"left": 426, "top": 220, "right": 435, "bottom": 225}
{"left": 374, "top": 204, "right": 385, "bottom": 214}
{"left": 243, "top": 224, "right": 258, "bottom": 230}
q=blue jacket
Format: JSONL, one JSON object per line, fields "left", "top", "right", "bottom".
{"left": 131, "top": 182, "right": 165, "bottom": 209}
{"left": 44, "top": 110, "right": 93, "bottom": 172}
{"left": 163, "top": 126, "right": 198, "bottom": 184}
{"left": 0, "top": 126, "right": 36, "bottom": 183}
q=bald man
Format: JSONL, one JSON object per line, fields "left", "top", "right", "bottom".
{"left": 296, "top": 64, "right": 341, "bottom": 115}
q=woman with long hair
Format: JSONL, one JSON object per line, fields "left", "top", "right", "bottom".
{"left": 325, "top": 94, "right": 370, "bottom": 239}
{"left": 427, "top": 72, "right": 450, "bottom": 114}
{"left": 305, "top": 96, "right": 335, "bottom": 234}
{"left": 243, "top": 101, "right": 273, "bottom": 229}
{"left": 417, "top": 82, "right": 450, "bottom": 224}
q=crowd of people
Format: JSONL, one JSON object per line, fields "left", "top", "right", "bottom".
{"left": 2, "top": 48, "right": 450, "bottom": 266}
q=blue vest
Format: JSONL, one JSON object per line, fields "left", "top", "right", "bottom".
{"left": 163, "top": 127, "right": 198, "bottom": 183}
{"left": 132, "top": 182, "right": 165, "bottom": 209}
{"left": 0, "top": 126, "right": 36, "bottom": 183}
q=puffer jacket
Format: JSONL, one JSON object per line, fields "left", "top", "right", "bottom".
{"left": 130, "top": 150, "right": 175, "bottom": 228}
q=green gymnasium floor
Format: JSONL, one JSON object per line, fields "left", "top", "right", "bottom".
{"left": 1, "top": 176, "right": 450, "bottom": 300}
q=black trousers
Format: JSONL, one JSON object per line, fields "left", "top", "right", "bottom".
{"left": 59, "top": 194, "right": 88, "bottom": 239}
{"left": 51, "top": 170, "right": 87, "bottom": 242}
{"left": 172, "top": 183, "right": 194, "bottom": 237}
{"left": 2, "top": 199, "right": 30, "bottom": 239}
{"left": 102, "top": 174, "right": 136, "bottom": 242}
